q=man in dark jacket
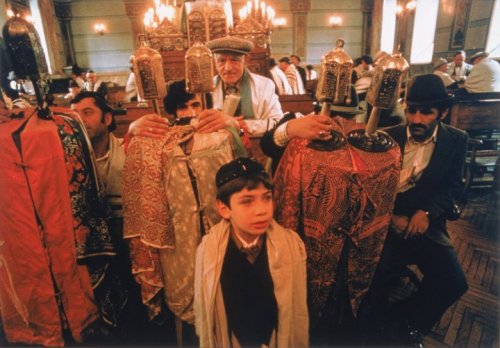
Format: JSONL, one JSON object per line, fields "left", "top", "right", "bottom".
{"left": 368, "top": 74, "right": 468, "bottom": 346}
{"left": 291, "top": 54, "right": 307, "bottom": 92}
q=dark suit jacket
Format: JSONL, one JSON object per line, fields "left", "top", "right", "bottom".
{"left": 386, "top": 123, "right": 468, "bottom": 246}
{"left": 260, "top": 112, "right": 297, "bottom": 174}
{"left": 296, "top": 66, "right": 307, "bottom": 92}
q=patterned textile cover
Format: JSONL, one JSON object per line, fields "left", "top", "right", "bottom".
{"left": 0, "top": 108, "right": 127, "bottom": 345}
{"left": 123, "top": 127, "right": 239, "bottom": 322}
{"left": 51, "top": 108, "right": 127, "bottom": 328}
{"left": 273, "top": 117, "right": 401, "bottom": 321}
{"left": 0, "top": 110, "right": 101, "bottom": 345}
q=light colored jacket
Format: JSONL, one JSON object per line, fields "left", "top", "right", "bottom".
{"left": 433, "top": 70, "right": 456, "bottom": 88}
{"left": 465, "top": 58, "right": 500, "bottom": 93}
{"left": 213, "top": 71, "right": 283, "bottom": 137}
{"left": 194, "top": 219, "right": 309, "bottom": 348}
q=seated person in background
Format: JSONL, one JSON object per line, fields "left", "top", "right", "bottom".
{"left": 71, "top": 64, "right": 86, "bottom": 88}
{"left": 279, "top": 56, "right": 306, "bottom": 95}
{"left": 194, "top": 157, "right": 308, "bottom": 348}
{"left": 84, "top": 70, "right": 108, "bottom": 99}
{"left": 433, "top": 58, "right": 458, "bottom": 89}
{"left": 64, "top": 79, "right": 81, "bottom": 101}
{"left": 447, "top": 50, "right": 472, "bottom": 82}
{"left": 269, "top": 58, "right": 293, "bottom": 95}
{"left": 291, "top": 54, "right": 307, "bottom": 90}
{"left": 125, "top": 66, "right": 138, "bottom": 102}
{"left": 353, "top": 55, "right": 374, "bottom": 80}
{"left": 306, "top": 64, "right": 318, "bottom": 80}
{"left": 464, "top": 51, "right": 500, "bottom": 93}
{"left": 365, "top": 74, "right": 468, "bottom": 346}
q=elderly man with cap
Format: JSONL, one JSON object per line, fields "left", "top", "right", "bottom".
{"left": 464, "top": 51, "right": 500, "bottom": 93}
{"left": 128, "top": 36, "right": 277, "bottom": 138}
{"left": 433, "top": 57, "right": 457, "bottom": 88}
{"left": 366, "top": 74, "right": 469, "bottom": 346}
{"left": 205, "top": 36, "right": 283, "bottom": 136}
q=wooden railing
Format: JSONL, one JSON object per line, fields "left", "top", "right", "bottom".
{"left": 449, "top": 92, "right": 500, "bottom": 190}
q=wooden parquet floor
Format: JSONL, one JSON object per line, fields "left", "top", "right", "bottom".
{"left": 422, "top": 189, "right": 499, "bottom": 348}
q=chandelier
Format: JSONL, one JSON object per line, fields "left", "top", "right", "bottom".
{"left": 143, "top": 0, "right": 177, "bottom": 30}
{"left": 238, "top": 0, "right": 276, "bottom": 29}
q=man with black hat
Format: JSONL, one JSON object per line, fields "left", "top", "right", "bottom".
{"left": 368, "top": 74, "right": 469, "bottom": 346}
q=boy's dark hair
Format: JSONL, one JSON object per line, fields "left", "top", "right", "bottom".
{"left": 215, "top": 157, "right": 273, "bottom": 207}
{"left": 163, "top": 80, "right": 196, "bottom": 117}
{"left": 71, "top": 91, "right": 116, "bottom": 131}
{"left": 306, "top": 64, "right": 313, "bottom": 70}
{"left": 216, "top": 172, "right": 273, "bottom": 207}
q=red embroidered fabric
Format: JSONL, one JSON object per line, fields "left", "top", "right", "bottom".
{"left": 273, "top": 117, "right": 401, "bottom": 318}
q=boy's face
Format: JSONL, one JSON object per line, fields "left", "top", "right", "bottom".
{"left": 217, "top": 183, "right": 273, "bottom": 243}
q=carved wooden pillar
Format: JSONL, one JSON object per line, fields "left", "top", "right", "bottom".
{"left": 124, "top": 1, "right": 148, "bottom": 49}
{"left": 54, "top": 0, "right": 74, "bottom": 66}
{"left": 360, "top": 0, "right": 374, "bottom": 55}
{"left": 289, "top": 0, "right": 310, "bottom": 59}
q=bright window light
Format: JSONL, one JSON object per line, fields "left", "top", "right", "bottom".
{"left": 29, "top": 0, "right": 52, "bottom": 73}
{"left": 410, "top": 0, "right": 439, "bottom": 64}
{"left": 486, "top": 0, "right": 500, "bottom": 58}
{"left": 381, "top": 0, "right": 397, "bottom": 53}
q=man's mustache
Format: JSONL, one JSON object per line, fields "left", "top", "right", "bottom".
{"left": 410, "top": 124, "right": 427, "bottom": 131}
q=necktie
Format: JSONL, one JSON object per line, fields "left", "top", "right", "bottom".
{"left": 225, "top": 85, "right": 238, "bottom": 95}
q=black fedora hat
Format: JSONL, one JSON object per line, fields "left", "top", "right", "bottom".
{"left": 406, "top": 74, "right": 453, "bottom": 107}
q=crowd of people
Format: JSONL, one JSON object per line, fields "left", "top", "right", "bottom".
{"left": 432, "top": 50, "right": 500, "bottom": 93}
{"left": 0, "top": 34, "right": 475, "bottom": 348}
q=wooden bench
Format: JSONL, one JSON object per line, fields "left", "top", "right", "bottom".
{"left": 279, "top": 94, "right": 315, "bottom": 115}
{"left": 449, "top": 92, "right": 500, "bottom": 190}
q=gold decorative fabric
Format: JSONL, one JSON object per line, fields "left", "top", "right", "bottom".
{"left": 123, "top": 128, "right": 238, "bottom": 321}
